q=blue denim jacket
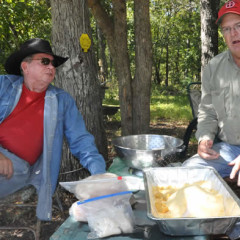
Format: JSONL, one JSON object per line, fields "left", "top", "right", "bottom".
{"left": 0, "top": 75, "right": 106, "bottom": 220}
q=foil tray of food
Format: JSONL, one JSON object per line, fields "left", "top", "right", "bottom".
{"left": 143, "top": 167, "right": 240, "bottom": 236}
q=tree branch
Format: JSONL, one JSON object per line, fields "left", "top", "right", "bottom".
{"left": 87, "top": 0, "right": 114, "bottom": 46}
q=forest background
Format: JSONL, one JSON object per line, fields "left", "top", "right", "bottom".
{"left": 0, "top": 0, "right": 227, "bottom": 84}
{"left": 0, "top": 0, "right": 228, "bottom": 179}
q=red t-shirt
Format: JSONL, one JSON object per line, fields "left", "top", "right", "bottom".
{"left": 0, "top": 84, "right": 46, "bottom": 165}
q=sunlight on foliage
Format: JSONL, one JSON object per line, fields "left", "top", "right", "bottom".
{"left": 103, "top": 83, "right": 192, "bottom": 123}
{"left": 103, "top": 83, "right": 119, "bottom": 106}
{"left": 150, "top": 94, "right": 192, "bottom": 123}
{"left": 0, "top": 0, "right": 51, "bottom": 74}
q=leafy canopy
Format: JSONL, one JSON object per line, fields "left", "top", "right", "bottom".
{"left": 0, "top": 0, "right": 51, "bottom": 74}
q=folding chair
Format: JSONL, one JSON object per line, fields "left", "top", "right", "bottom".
{"left": 0, "top": 185, "right": 64, "bottom": 240}
{"left": 180, "top": 82, "right": 201, "bottom": 158}
{"left": 0, "top": 186, "right": 41, "bottom": 240}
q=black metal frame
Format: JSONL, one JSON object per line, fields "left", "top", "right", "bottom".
{"left": 0, "top": 186, "right": 64, "bottom": 240}
{"left": 180, "top": 82, "right": 201, "bottom": 158}
{"left": 0, "top": 186, "right": 41, "bottom": 240}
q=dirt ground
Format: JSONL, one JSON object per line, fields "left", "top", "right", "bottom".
{"left": 0, "top": 118, "right": 239, "bottom": 240}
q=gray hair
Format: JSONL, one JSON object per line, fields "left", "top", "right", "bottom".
{"left": 20, "top": 55, "right": 33, "bottom": 75}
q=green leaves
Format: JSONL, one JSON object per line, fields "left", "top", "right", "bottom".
{"left": 0, "top": 0, "right": 51, "bottom": 74}
{"left": 151, "top": 0, "right": 201, "bottom": 88}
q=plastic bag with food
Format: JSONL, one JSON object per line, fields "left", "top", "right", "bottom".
{"left": 69, "top": 201, "right": 87, "bottom": 222}
{"left": 78, "top": 191, "right": 135, "bottom": 239}
{"left": 60, "top": 173, "right": 129, "bottom": 200}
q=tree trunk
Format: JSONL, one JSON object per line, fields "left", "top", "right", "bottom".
{"left": 154, "top": 60, "right": 161, "bottom": 85}
{"left": 165, "top": 42, "right": 169, "bottom": 87}
{"left": 88, "top": 0, "right": 153, "bottom": 136}
{"left": 112, "top": 0, "right": 133, "bottom": 135}
{"left": 132, "top": 0, "right": 152, "bottom": 134}
{"left": 50, "top": 0, "right": 108, "bottom": 180}
{"left": 97, "top": 26, "right": 108, "bottom": 85}
{"left": 200, "top": 0, "right": 220, "bottom": 76}
{"left": 87, "top": 0, "right": 133, "bottom": 136}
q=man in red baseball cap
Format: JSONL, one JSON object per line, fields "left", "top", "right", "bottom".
{"left": 216, "top": 0, "right": 240, "bottom": 25}
{"left": 183, "top": 1, "right": 240, "bottom": 239}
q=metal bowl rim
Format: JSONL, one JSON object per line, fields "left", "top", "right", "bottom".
{"left": 112, "top": 134, "right": 183, "bottom": 151}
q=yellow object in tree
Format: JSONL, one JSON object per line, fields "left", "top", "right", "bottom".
{"left": 80, "top": 34, "right": 91, "bottom": 52}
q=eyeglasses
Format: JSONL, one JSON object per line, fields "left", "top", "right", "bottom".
{"left": 31, "top": 57, "right": 57, "bottom": 68}
{"left": 221, "top": 22, "right": 240, "bottom": 36}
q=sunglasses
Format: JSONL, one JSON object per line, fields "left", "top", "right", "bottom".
{"left": 31, "top": 57, "right": 58, "bottom": 68}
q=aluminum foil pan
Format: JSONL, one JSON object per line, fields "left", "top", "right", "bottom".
{"left": 143, "top": 167, "right": 240, "bottom": 236}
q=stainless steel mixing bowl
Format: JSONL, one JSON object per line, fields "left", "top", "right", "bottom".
{"left": 112, "top": 134, "right": 184, "bottom": 170}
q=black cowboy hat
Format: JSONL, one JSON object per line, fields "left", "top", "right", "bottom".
{"left": 4, "top": 38, "right": 68, "bottom": 75}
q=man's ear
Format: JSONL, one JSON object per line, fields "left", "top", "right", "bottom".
{"left": 20, "top": 61, "right": 28, "bottom": 74}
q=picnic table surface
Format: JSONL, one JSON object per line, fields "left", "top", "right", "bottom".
{"left": 50, "top": 214, "right": 209, "bottom": 240}
{"left": 50, "top": 158, "right": 210, "bottom": 240}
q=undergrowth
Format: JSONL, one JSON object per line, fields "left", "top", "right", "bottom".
{"left": 103, "top": 83, "right": 192, "bottom": 123}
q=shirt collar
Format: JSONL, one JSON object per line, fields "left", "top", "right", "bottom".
{"left": 227, "top": 50, "right": 240, "bottom": 70}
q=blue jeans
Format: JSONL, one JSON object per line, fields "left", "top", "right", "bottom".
{"left": 0, "top": 147, "right": 31, "bottom": 198}
{"left": 183, "top": 142, "right": 240, "bottom": 177}
{"left": 183, "top": 142, "right": 240, "bottom": 240}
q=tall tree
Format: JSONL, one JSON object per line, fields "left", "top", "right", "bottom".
{"left": 200, "top": 0, "right": 220, "bottom": 76}
{"left": 97, "top": 27, "right": 108, "bottom": 85}
{"left": 50, "top": 0, "right": 108, "bottom": 180}
{"left": 132, "top": 0, "right": 152, "bottom": 133}
{"left": 87, "top": 0, "right": 152, "bottom": 135}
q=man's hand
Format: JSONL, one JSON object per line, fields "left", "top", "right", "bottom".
{"left": 229, "top": 156, "right": 240, "bottom": 186}
{"left": 197, "top": 139, "right": 220, "bottom": 160}
{"left": 0, "top": 152, "right": 13, "bottom": 179}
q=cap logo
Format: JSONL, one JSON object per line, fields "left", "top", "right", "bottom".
{"left": 226, "top": 1, "right": 235, "bottom": 8}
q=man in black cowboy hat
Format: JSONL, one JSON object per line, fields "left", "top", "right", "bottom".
{"left": 0, "top": 38, "right": 106, "bottom": 220}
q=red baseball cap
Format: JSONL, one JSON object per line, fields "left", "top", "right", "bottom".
{"left": 216, "top": 0, "right": 240, "bottom": 25}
